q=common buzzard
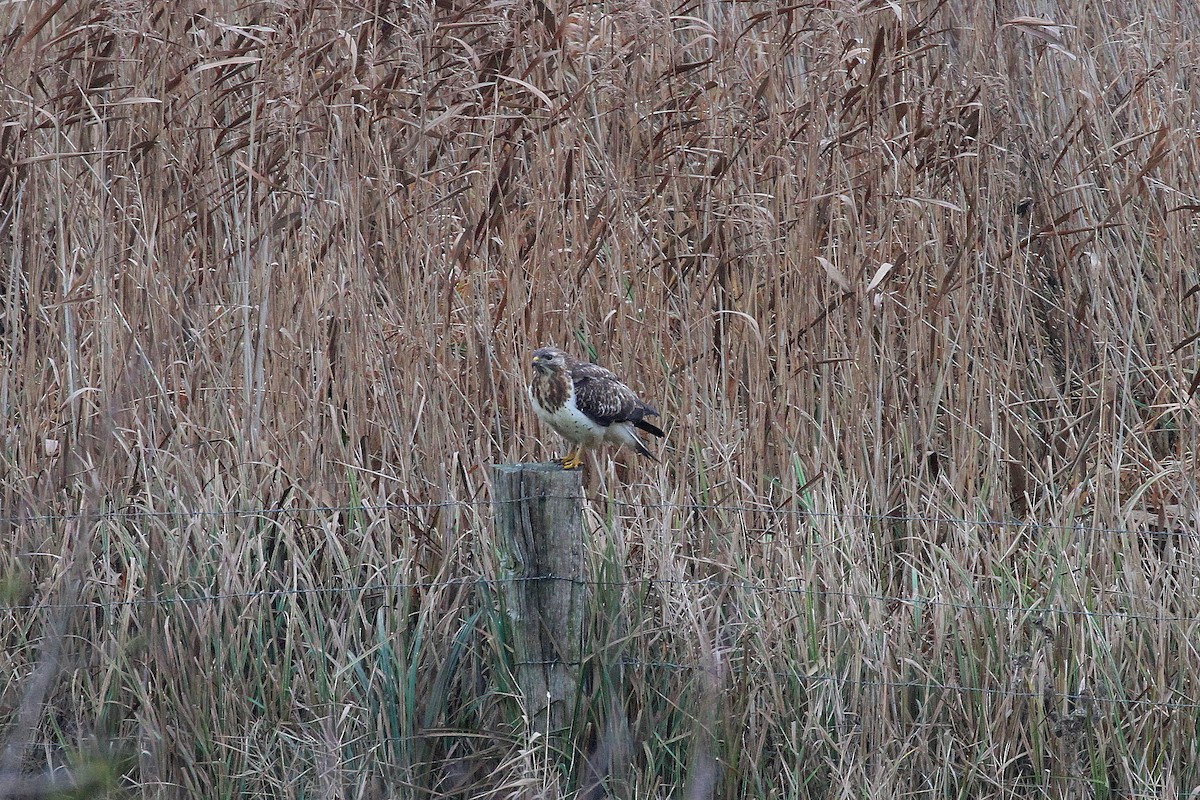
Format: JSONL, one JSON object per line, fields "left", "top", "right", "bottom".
{"left": 528, "top": 346, "right": 665, "bottom": 470}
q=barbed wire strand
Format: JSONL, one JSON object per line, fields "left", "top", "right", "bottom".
{"left": 4, "top": 498, "right": 1196, "bottom": 538}
{"left": 3, "top": 587, "right": 1198, "bottom": 709}
{"left": 6, "top": 506, "right": 1198, "bottom": 725}
{"left": 2, "top": 575, "right": 1198, "bottom": 625}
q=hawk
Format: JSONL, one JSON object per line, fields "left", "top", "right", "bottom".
{"left": 528, "top": 346, "right": 665, "bottom": 470}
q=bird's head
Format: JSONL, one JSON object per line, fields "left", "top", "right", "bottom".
{"left": 531, "top": 347, "right": 568, "bottom": 376}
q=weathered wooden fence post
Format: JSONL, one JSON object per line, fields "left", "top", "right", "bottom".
{"left": 492, "top": 463, "right": 586, "bottom": 735}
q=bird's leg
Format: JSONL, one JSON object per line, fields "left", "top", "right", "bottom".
{"left": 558, "top": 446, "right": 584, "bottom": 470}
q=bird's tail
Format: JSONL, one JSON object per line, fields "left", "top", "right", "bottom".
{"left": 634, "top": 438, "right": 657, "bottom": 461}
{"left": 633, "top": 418, "right": 665, "bottom": 438}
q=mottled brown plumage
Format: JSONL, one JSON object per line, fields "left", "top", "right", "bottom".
{"left": 528, "top": 346, "right": 664, "bottom": 469}
{"left": 530, "top": 365, "right": 570, "bottom": 413}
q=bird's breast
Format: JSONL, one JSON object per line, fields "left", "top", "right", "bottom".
{"left": 531, "top": 371, "right": 569, "bottom": 413}
{"left": 530, "top": 380, "right": 606, "bottom": 445}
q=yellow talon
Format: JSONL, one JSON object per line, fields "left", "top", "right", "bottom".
{"left": 558, "top": 449, "right": 584, "bottom": 470}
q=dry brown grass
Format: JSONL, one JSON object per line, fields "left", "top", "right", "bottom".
{"left": 1, "top": 0, "right": 1198, "bottom": 797}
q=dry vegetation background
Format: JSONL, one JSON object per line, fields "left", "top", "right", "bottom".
{"left": 1, "top": 0, "right": 1199, "bottom": 797}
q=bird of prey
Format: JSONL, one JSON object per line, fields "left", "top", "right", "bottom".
{"left": 528, "top": 346, "right": 665, "bottom": 470}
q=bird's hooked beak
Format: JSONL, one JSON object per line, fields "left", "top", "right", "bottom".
{"left": 532, "top": 349, "right": 562, "bottom": 374}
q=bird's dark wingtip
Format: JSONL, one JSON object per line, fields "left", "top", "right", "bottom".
{"left": 634, "top": 419, "right": 666, "bottom": 438}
